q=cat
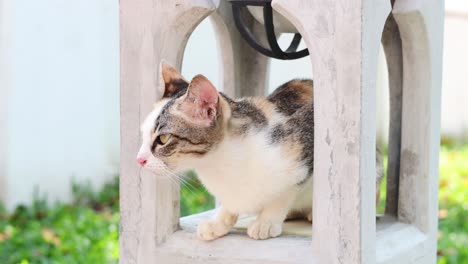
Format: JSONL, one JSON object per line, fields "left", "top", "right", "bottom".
{"left": 137, "top": 62, "right": 384, "bottom": 241}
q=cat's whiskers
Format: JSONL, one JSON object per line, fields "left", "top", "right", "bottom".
{"left": 179, "top": 176, "right": 199, "bottom": 196}
{"left": 141, "top": 164, "right": 198, "bottom": 198}
{"left": 159, "top": 166, "right": 199, "bottom": 197}
{"left": 162, "top": 168, "right": 196, "bottom": 193}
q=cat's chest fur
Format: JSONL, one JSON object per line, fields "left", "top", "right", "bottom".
{"left": 182, "top": 129, "right": 311, "bottom": 214}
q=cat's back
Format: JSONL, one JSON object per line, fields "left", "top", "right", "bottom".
{"left": 267, "top": 79, "right": 315, "bottom": 180}
{"left": 267, "top": 79, "right": 313, "bottom": 116}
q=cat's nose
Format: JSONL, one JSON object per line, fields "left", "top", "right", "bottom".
{"left": 137, "top": 157, "right": 147, "bottom": 166}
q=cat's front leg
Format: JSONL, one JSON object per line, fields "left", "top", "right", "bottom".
{"left": 197, "top": 207, "right": 238, "bottom": 241}
{"left": 247, "top": 189, "right": 297, "bottom": 240}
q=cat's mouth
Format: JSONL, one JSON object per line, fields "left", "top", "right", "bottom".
{"left": 138, "top": 158, "right": 179, "bottom": 178}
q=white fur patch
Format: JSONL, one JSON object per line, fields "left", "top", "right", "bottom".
{"left": 179, "top": 130, "right": 311, "bottom": 215}
{"left": 137, "top": 99, "right": 171, "bottom": 175}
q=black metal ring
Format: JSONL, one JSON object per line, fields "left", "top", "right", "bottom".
{"left": 232, "top": 4, "right": 276, "bottom": 58}
{"left": 229, "top": 0, "right": 309, "bottom": 60}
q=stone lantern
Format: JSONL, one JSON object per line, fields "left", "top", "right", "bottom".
{"left": 120, "top": 0, "right": 444, "bottom": 263}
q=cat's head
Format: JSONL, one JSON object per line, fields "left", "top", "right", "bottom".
{"left": 136, "top": 62, "right": 225, "bottom": 175}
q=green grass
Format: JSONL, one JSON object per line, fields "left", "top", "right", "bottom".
{"left": 0, "top": 145, "right": 466, "bottom": 263}
{"left": 437, "top": 145, "right": 468, "bottom": 263}
{"left": 0, "top": 179, "right": 119, "bottom": 264}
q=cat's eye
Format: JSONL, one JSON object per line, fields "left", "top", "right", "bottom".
{"left": 156, "top": 134, "right": 172, "bottom": 145}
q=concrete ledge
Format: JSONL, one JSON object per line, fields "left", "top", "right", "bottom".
{"left": 147, "top": 210, "right": 433, "bottom": 264}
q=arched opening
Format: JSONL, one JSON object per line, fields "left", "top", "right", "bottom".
{"left": 182, "top": 19, "right": 219, "bottom": 89}
{"left": 380, "top": 13, "right": 404, "bottom": 218}
{"left": 376, "top": 44, "right": 390, "bottom": 215}
{"left": 176, "top": 1, "right": 398, "bottom": 243}
{"left": 176, "top": 5, "right": 318, "bottom": 238}
{"left": 179, "top": 18, "right": 219, "bottom": 217}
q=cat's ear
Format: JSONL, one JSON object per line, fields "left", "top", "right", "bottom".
{"left": 180, "top": 75, "right": 219, "bottom": 126}
{"left": 157, "top": 60, "right": 189, "bottom": 99}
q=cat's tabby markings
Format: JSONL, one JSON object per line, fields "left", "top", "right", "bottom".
{"left": 137, "top": 62, "right": 383, "bottom": 241}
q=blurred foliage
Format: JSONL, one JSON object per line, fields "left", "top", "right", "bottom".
{"left": 180, "top": 170, "right": 215, "bottom": 217}
{"left": 437, "top": 144, "right": 468, "bottom": 264}
{"left": 71, "top": 178, "right": 120, "bottom": 213}
{"left": 0, "top": 178, "right": 119, "bottom": 264}
{"left": 0, "top": 172, "right": 212, "bottom": 264}
{"left": 0, "top": 144, "right": 466, "bottom": 263}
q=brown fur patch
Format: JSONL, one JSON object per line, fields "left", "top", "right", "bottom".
{"left": 250, "top": 97, "right": 277, "bottom": 120}
{"left": 220, "top": 95, "right": 268, "bottom": 136}
{"left": 268, "top": 79, "right": 313, "bottom": 116}
{"left": 161, "top": 63, "right": 189, "bottom": 98}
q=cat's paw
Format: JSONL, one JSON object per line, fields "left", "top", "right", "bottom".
{"left": 247, "top": 219, "right": 282, "bottom": 240}
{"left": 197, "top": 218, "right": 230, "bottom": 241}
{"left": 307, "top": 212, "right": 312, "bottom": 222}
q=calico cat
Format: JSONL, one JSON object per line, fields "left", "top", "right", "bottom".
{"left": 137, "top": 62, "right": 384, "bottom": 241}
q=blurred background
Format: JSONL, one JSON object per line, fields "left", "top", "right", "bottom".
{"left": 0, "top": 0, "right": 466, "bottom": 263}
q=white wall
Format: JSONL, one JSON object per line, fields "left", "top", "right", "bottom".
{"left": 0, "top": 0, "right": 119, "bottom": 210}
{"left": 1, "top": 0, "right": 8, "bottom": 204}
{"left": 442, "top": 2, "right": 468, "bottom": 139}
